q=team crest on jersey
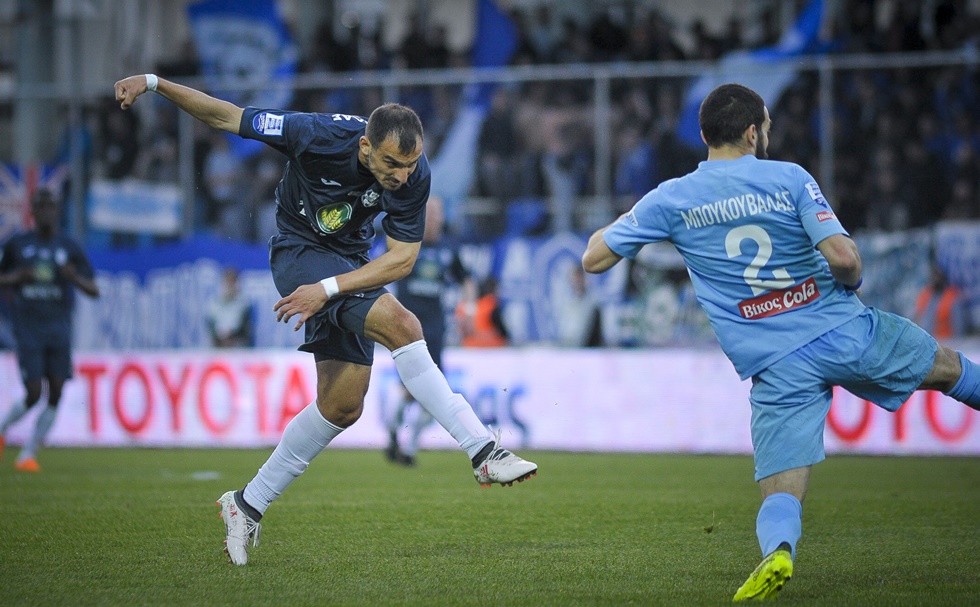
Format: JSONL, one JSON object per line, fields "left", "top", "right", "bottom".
{"left": 315, "top": 202, "right": 353, "bottom": 234}
{"left": 360, "top": 190, "right": 381, "bottom": 207}
{"left": 252, "top": 112, "right": 284, "bottom": 136}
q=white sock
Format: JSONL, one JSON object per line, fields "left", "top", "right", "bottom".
{"left": 243, "top": 402, "right": 343, "bottom": 515}
{"left": 0, "top": 398, "right": 29, "bottom": 434}
{"left": 21, "top": 405, "right": 57, "bottom": 459}
{"left": 391, "top": 340, "right": 491, "bottom": 459}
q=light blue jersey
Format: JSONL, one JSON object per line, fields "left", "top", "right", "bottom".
{"left": 604, "top": 155, "right": 865, "bottom": 379}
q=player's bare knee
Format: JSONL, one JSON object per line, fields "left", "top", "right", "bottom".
{"left": 920, "top": 346, "right": 961, "bottom": 392}
{"left": 364, "top": 294, "right": 422, "bottom": 346}
{"left": 366, "top": 303, "right": 422, "bottom": 349}
{"left": 318, "top": 398, "right": 363, "bottom": 428}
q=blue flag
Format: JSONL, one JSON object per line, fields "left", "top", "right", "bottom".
{"left": 187, "top": 0, "right": 298, "bottom": 158}
{"left": 676, "top": 0, "right": 826, "bottom": 149}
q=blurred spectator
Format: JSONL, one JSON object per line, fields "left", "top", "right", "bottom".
{"left": 865, "top": 147, "right": 911, "bottom": 232}
{"left": 942, "top": 177, "right": 978, "bottom": 220}
{"left": 541, "top": 102, "right": 591, "bottom": 233}
{"left": 554, "top": 264, "right": 602, "bottom": 347}
{"left": 98, "top": 99, "right": 140, "bottom": 179}
{"left": 613, "top": 123, "right": 657, "bottom": 202}
{"left": 553, "top": 17, "right": 593, "bottom": 64}
{"left": 476, "top": 88, "right": 520, "bottom": 200}
{"left": 457, "top": 276, "right": 508, "bottom": 347}
{"left": 206, "top": 267, "right": 253, "bottom": 348}
{"left": 914, "top": 261, "right": 968, "bottom": 339}
{"left": 588, "top": 7, "right": 628, "bottom": 61}
{"left": 202, "top": 133, "right": 246, "bottom": 238}
{"left": 690, "top": 19, "right": 722, "bottom": 60}
{"left": 243, "top": 149, "right": 285, "bottom": 243}
{"left": 525, "top": 5, "right": 561, "bottom": 63}
{"left": 398, "top": 13, "right": 449, "bottom": 70}
{"left": 132, "top": 103, "right": 179, "bottom": 183}
{"left": 155, "top": 37, "right": 200, "bottom": 79}
{"left": 902, "top": 137, "right": 949, "bottom": 227}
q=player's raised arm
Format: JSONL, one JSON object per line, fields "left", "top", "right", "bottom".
{"left": 114, "top": 74, "right": 244, "bottom": 135}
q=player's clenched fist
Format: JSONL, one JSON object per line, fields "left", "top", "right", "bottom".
{"left": 114, "top": 75, "right": 149, "bottom": 110}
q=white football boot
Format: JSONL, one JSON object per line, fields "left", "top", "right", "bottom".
{"left": 217, "top": 490, "right": 261, "bottom": 565}
{"left": 473, "top": 429, "right": 538, "bottom": 487}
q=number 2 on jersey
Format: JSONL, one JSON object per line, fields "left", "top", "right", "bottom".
{"left": 725, "top": 225, "right": 793, "bottom": 295}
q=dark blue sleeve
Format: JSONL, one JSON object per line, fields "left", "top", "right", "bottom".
{"left": 239, "top": 107, "right": 313, "bottom": 157}
{"left": 67, "top": 239, "right": 94, "bottom": 279}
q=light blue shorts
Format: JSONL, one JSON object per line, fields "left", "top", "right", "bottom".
{"left": 749, "top": 308, "right": 937, "bottom": 481}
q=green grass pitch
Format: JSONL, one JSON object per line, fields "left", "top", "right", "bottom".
{"left": 0, "top": 448, "right": 977, "bottom": 606}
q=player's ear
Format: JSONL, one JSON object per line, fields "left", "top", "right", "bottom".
{"left": 745, "top": 123, "right": 757, "bottom": 147}
{"left": 358, "top": 136, "right": 372, "bottom": 156}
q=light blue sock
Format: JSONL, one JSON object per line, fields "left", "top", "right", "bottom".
{"left": 756, "top": 492, "right": 802, "bottom": 560}
{"left": 945, "top": 352, "right": 980, "bottom": 410}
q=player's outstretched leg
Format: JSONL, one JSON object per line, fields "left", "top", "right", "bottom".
{"left": 472, "top": 428, "right": 537, "bottom": 488}
{"left": 216, "top": 490, "right": 262, "bottom": 566}
{"left": 391, "top": 341, "right": 539, "bottom": 486}
{"left": 733, "top": 543, "right": 793, "bottom": 601}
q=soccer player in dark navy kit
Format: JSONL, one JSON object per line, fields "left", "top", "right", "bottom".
{"left": 0, "top": 189, "right": 100, "bottom": 472}
{"left": 114, "top": 73, "right": 537, "bottom": 566}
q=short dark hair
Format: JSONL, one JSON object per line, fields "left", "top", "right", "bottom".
{"left": 366, "top": 103, "right": 424, "bottom": 154}
{"left": 698, "top": 83, "right": 766, "bottom": 148}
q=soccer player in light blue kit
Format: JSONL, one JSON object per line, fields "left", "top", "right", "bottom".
{"left": 583, "top": 83, "right": 980, "bottom": 601}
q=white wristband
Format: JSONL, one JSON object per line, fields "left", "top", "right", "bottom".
{"left": 145, "top": 73, "right": 158, "bottom": 92}
{"left": 320, "top": 277, "right": 340, "bottom": 299}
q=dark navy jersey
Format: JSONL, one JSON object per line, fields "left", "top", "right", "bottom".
{"left": 397, "top": 242, "right": 467, "bottom": 332}
{"left": 0, "top": 231, "right": 94, "bottom": 330}
{"left": 239, "top": 107, "right": 430, "bottom": 257}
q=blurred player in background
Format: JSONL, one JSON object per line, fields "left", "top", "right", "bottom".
{"left": 384, "top": 195, "right": 468, "bottom": 466}
{"left": 114, "top": 73, "right": 537, "bottom": 566}
{"left": 582, "top": 83, "right": 980, "bottom": 601}
{"left": 456, "top": 275, "right": 509, "bottom": 347}
{"left": 206, "top": 266, "right": 253, "bottom": 348}
{"left": 0, "top": 188, "right": 100, "bottom": 472}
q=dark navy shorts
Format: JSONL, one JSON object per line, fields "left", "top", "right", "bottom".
{"left": 15, "top": 321, "right": 73, "bottom": 382}
{"left": 269, "top": 234, "right": 387, "bottom": 366}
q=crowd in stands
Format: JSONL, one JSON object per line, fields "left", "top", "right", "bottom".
{"left": 90, "top": 0, "right": 980, "bottom": 243}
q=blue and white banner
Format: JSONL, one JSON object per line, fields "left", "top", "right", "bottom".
{"left": 676, "top": 0, "right": 826, "bottom": 149}
{"left": 187, "top": 0, "right": 299, "bottom": 158}
{"left": 87, "top": 179, "right": 183, "bottom": 236}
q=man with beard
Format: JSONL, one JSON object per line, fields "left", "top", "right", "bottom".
{"left": 583, "top": 83, "right": 980, "bottom": 601}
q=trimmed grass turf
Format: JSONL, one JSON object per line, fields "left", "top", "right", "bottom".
{"left": 0, "top": 449, "right": 977, "bottom": 606}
